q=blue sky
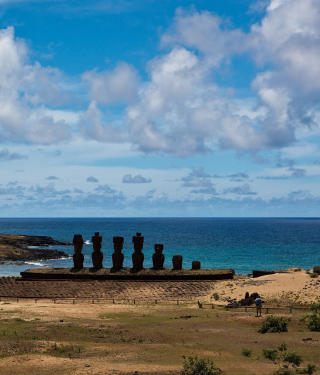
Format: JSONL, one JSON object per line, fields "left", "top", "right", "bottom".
{"left": 1, "top": 0, "right": 320, "bottom": 217}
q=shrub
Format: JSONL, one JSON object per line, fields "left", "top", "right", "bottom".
{"left": 309, "top": 303, "right": 320, "bottom": 312}
{"left": 294, "top": 268, "right": 302, "bottom": 272}
{"left": 212, "top": 293, "right": 219, "bottom": 301}
{"left": 306, "top": 314, "right": 320, "bottom": 332}
{"left": 309, "top": 273, "right": 318, "bottom": 278}
{"left": 181, "top": 356, "right": 222, "bottom": 375}
{"left": 261, "top": 344, "right": 316, "bottom": 375}
{"left": 258, "top": 316, "right": 289, "bottom": 333}
{"left": 241, "top": 348, "right": 252, "bottom": 357}
{"left": 296, "top": 364, "right": 317, "bottom": 374}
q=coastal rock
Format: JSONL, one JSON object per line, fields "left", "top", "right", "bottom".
{"left": 313, "top": 266, "right": 320, "bottom": 274}
{"left": 0, "top": 233, "right": 71, "bottom": 261}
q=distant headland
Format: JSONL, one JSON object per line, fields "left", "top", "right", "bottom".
{"left": 0, "top": 234, "right": 71, "bottom": 261}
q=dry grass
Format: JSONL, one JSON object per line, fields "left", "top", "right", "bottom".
{"left": 0, "top": 299, "right": 319, "bottom": 374}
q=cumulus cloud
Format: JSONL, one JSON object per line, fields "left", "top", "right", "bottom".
{"left": 86, "top": 176, "right": 99, "bottom": 183}
{"left": 83, "top": 62, "right": 139, "bottom": 104}
{"left": 223, "top": 183, "right": 257, "bottom": 195}
{"left": 122, "top": 174, "right": 151, "bottom": 183}
{"left": 181, "top": 168, "right": 214, "bottom": 188}
{"left": 1, "top": 0, "right": 320, "bottom": 158}
{"left": 28, "top": 183, "right": 70, "bottom": 197}
{"left": 0, "top": 27, "right": 72, "bottom": 145}
{"left": 79, "top": 101, "right": 124, "bottom": 142}
{"left": 125, "top": 1, "right": 320, "bottom": 156}
{"left": 0, "top": 148, "right": 27, "bottom": 160}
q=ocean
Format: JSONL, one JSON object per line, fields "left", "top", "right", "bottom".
{"left": 0, "top": 217, "right": 319, "bottom": 276}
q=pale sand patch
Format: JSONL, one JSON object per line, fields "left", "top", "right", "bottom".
{"left": 204, "top": 269, "right": 320, "bottom": 305}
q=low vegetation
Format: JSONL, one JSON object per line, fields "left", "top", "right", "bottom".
{"left": 258, "top": 316, "right": 290, "bottom": 333}
{"left": 0, "top": 300, "right": 319, "bottom": 374}
{"left": 262, "top": 343, "right": 316, "bottom": 375}
{"left": 181, "top": 356, "right": 221, "bottom": 375}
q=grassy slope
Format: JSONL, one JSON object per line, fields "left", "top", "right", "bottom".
{"left": 0, "top": 301, "right": 319, "bottom": 374}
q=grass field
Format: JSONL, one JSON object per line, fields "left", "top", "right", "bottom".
{"left": 0, "top": 299, "right": 319, "bottom": 374}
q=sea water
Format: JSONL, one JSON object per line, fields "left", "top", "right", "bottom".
{"left": 0, "top": 217, "right": 319, "bottom": 276}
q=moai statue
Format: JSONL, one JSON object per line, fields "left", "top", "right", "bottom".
{"left": 132, "top": 232, "right": 144, "bottom": 270}
{"left": 152, "top": 244, "right": 165, "bottom": 270}
{"left": 112, "top": 236, "right": 124, "bottom": 269}
{"left": 72, "top": 234, "right": 84, "bottom": 269}
{"left": 92, "top": 231, "right": 103, "bottom": 269}
{"left": 172, "top": 254, "right": 183, "bottom": 270}
{"left": 192, "top": 260, "right": 201, "bottom": 270}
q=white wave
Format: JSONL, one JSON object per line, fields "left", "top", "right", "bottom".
{"left": 25, "top": 262, "right": 44, "bottom": 266}
{"left": 84, "top": 240, "right": 91, "bottom": 245}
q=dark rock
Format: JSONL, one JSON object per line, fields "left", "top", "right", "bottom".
{"left": 250, "top": 293, "right": 259, "bottom": 300}
{"left": 0, "top": 233, "right": 71, "bottom": 261}
{"left": 313, "top": 266, "right": 320, "bottom": 274}
{"left": 239, "top": 298, "right": 253, "bottom": 306}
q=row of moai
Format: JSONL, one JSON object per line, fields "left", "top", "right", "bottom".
{"left": 73, "top": 232, "right": 201, "bottom": 270}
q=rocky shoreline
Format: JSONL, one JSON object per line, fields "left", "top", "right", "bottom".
{"left": 0, "top": 234, "right": 71, "bottom": 261}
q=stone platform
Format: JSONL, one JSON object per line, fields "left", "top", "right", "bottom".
{"left": 0, "top": 277, "right": 215, "bottom": 300}
{"left": 20, "top": 267, "right": 235, "bottom": 281}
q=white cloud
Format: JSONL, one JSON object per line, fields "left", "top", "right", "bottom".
{"left": 83, "top": 62, "right": 139, "bottom": 104}
{"left": 0, "top": 27, "right": 72, "bottom": 144}
{"left": 79, "top": 101, "right": 124, "bottom": 142}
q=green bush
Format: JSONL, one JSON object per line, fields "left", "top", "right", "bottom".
{"left": 181, "top": 356, "right": 222, "bottom": 375}
{"left": 258, "top": 316, "right": 289, "bottom": 333}
{"left": 261, "top": 344, "right": 316, "bottom": 375}
{"left": 296, "top": 364, "right": 317, "bottom": 374}
{"left": 309, "top": 303, "right": 320, "bottom": 312}
{"left": 306, "top": 314, "right": 320, "bottom": 332}
{"left": 309, "top": 273, "right": 318, "bottom": 278}
{"left": 241, "top": 348, "right": 252, "bottom": 357}
{"left": 212, "top": 293, "right": 219, "bottom": 301}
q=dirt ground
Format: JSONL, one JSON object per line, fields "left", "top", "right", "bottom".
{"left": 0, "top": 269, "right": 320, "bottom": 375}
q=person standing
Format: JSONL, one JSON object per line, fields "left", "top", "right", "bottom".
{"left": 255, "top": 295, "right": 262, "bottom": 317}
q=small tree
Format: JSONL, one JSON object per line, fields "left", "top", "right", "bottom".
{"left": 181, "top": 355, "right": 222, "bottom": 375}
